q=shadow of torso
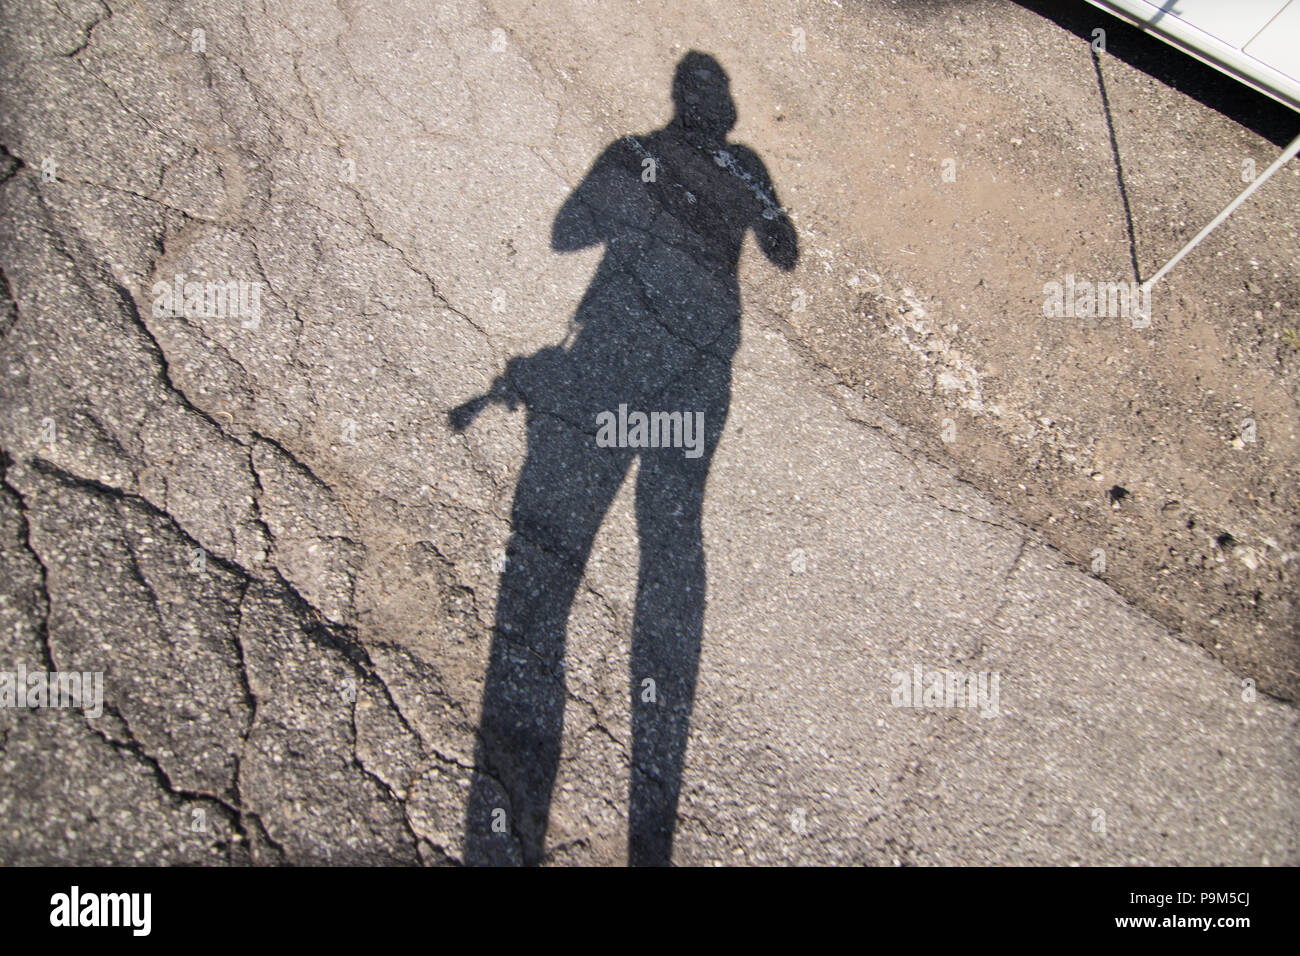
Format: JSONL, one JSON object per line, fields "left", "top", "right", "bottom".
{"left": 514, "top": 127, "right": 791, "bottom": 423}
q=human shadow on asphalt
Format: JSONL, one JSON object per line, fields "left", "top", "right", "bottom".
{"left": 450, "top": 51, "right": 798, "bottom": 866}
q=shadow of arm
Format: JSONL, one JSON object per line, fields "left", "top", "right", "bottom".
{"left": 552, "top": 147, "right": 620, "bottom": 252}
{"left": 756, "top": 209, "right": 798, "bottom": 271}
{"left": 738, "top": 146, "right": 798, "bottom": 271}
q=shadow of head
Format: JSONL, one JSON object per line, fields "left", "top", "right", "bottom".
{"left": 672, "top": 51, "right": 737, "bottom": 144}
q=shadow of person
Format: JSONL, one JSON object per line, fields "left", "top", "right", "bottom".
{"left": 452, "top": 51, "right": 797, "bottom": 866}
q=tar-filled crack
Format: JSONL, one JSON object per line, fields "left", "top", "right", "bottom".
{"left": 0, "top": 450, "right": 58, "bottom": 673}
{"left": 582, "top": 581, "right": 621, "bottom": 629}
{"left": 119, "top": 530, "right": 168, "bottom": 635}
{"left": 918, "top": 491, "right": 1020, "bottom": 535}
{"left": 251, "top": 431, "right": 334, "bottom": 498}
{"left": 986, "top": 536, "right": 1030, "bottom": 640}
{"left": 246, "top": 237, "right": 296, "bottom": 317}
{"left": 70, "top": 176, "right": 222, "bottom": 225}
{"left": 353, "top": 644, "right": 486, "bottom": 780}
{"left": 90, "top": 697, "right": 277, "bottom": 864}
{"left": 346, "top": 693, "right": 422, "bottom": 863}
{"left": 831, "top": 369, "right": 1026, "bottom": 537}
{"left": 229, "top": 578, "right": 260, "bottom": 751}
{"left": 0, "top": 144, "right": 23, "bottom": 184}
{"left": 56, "top": 0, "right": 111, "bottom": 58}
{"left": 0, "top": 266, "right": 19, "bottom": 348}
{"left": 103, "top": 264, "right": 242, "bottom": 446}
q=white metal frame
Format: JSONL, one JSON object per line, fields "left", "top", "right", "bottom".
{"left": 1083, "top": 0, "right": 1300, "bottom": 290}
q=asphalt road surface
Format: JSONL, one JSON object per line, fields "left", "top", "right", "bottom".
{"left": 0, "top": 0, "right": 1296, "bottom": 864}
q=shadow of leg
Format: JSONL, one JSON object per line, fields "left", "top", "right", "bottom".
{"left": 628, "top": 446, "right": 711, "bottom": 866}
{"left": 464, "top": 414, "right": 629, "bottom": 865}
{"left": 463, "top": 537, "right": 571, "bottom": 865}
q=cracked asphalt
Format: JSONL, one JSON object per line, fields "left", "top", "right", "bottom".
{"left": 0, "top": 0, "right": 1296, "bottom": 865}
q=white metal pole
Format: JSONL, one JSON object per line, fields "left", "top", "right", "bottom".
{"left": 1141, "top": 131, "right": 1300, "bottom": 294}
